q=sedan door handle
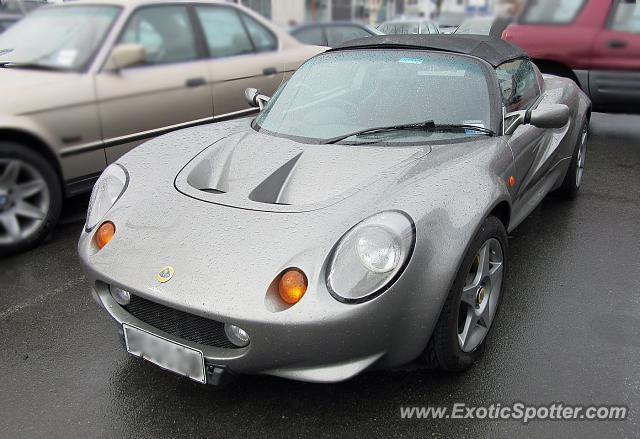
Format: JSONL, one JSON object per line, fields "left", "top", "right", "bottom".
{"left": 263, "top": 67, "right": 278, "bottom": 76}
{"left": 608, "top": 39, "right": 628, "bottom": 49}
{"left": 185, "top": 77, "right": 207, "bottom": 88}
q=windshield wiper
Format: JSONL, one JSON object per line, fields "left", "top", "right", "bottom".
{"left": 323, "top": 121, "right": 438, "bottom": 144}
{"left": 434, "top": 124, "right": 496, "bottom": 137}
{"left": 0, "top": 62, "right": 65, "bottom": 71}
{"left": 323, "top": 121, "right": 494, "bottom": 145}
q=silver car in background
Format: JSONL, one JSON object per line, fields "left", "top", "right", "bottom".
{"left": 377, "top": 19, "right": 440, "bottom": 35}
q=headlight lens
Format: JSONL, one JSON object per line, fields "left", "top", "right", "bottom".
{"left": 86, "top": 164, "right": 128, "bottom": 230}
{"left": 326, "top": 211, "right": 415, "bottom": 302}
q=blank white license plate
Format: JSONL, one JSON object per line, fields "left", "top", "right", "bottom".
{"left": 123, "top": 324, "right": 206, "bottom": 384}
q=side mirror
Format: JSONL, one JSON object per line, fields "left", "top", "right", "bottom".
{"left": 504, "top": 104, "right": 570, "bottom": 135}
{"left": 104, "top": 44, "right": 146, "bottom": 71}
{"left": 245, "top": 87, "right": 271, "bottom": 110}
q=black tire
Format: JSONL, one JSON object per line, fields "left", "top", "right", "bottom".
{"left": 556, "top": 121, "right": 588, "bottom": 198}
{"left": 0, "top": 141, "right": 63, "bottom": 257}
{"left": 424, "top": 216, "right": 508, "bottom": 372}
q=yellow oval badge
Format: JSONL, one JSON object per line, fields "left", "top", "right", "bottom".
{"left": 156, "top": 266, "right": 174, "bottom": 283}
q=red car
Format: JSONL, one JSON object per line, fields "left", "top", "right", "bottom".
{"left": 503, "top": 0, "right": 640, "bottom": 111}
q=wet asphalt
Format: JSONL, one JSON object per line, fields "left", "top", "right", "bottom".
{"left": 1, "top": 112, "right": 639, "bottom": 438}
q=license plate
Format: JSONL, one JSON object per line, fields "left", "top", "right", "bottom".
{"left": 123, "top": 324, "right": 206, "bottom": 384}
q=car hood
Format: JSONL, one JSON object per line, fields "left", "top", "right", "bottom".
{"left": 175, "top": 128, "right": 431, "bottom": 213}
{"left": 0, "top": 68, "right": 88, "bottom": 114}
{"left": 79, "top": 120, "right": 508, "bottom": 320}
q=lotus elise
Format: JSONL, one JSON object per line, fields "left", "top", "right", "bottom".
{"left": 79, "top": 35, "right": 591, "bottom": 385}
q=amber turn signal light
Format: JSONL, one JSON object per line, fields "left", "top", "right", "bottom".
{"left": 278, "top": 268, "right": 308, "bottom": 305}
{"left": 95, "top": 221, "right": 115, "bottom": 249}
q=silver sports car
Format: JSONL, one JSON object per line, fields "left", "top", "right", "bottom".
{"left": 78, "top": 35, "right": 591, "bottom": 385}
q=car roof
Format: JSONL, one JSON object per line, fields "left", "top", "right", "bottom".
{"left": 292, "top": 21, "right": 369, "bottom": 31}
{"left": 380, "top": 19, "right": 435, "bottom": 24}
{"left": 331, "top": 34, "right": 527, "bottom": 67}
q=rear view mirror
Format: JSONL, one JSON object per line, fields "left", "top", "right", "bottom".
{"left": 104, "top": 44, "right": 146, "bottom": 71}
{"left": 245, "top": 87, "right": 271, "bottom": 110}
{"left": 504, "top": 104, "right": 570, "bottom": 135}
{"left": 529, "top": 104, "right": 570, "bottom": 129}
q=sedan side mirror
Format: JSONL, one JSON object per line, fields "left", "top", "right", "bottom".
{"left": 245, "top": 87, "right": 271, "bottom": 110}
{"left": 504, "top": 104, "right": 570, "bottom": 135}
{"left": 104, "top": 44, "right": 146, "bottom": 71}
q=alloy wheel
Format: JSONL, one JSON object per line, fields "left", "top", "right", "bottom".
{"left": 0, "top": 158, "right": 51, "bottom": 246}
{"left": 576, "top": 124, "right": 588, "bottom": 188}
{"left": 457, "top": 238, "right": 504, "bottom": 353}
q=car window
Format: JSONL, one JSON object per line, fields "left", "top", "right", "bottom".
{"left": 401, "top": 22, "right": 421, "bottom": 34}
{"left": 609, "top": 0, "right": 640, "bottom": 33}
{"left": 195, "top": 6, "right": 254, "bottom": 58}
{"left": 240, "top": 13, "right": 277, "bottom": 51}
{"left": 520, "top": 0, "right": 585, "bottom": 24}
{"left": 255, "top": 50, "right": 493, "bottom": 143}
{"left": 292, "top": 26, "right": 325, "bottom": 45}
{"left": 0, "top": 5, "right": 120, "bottom": 70}
{"left": 496, "top": 59, "right": 540, "bottom": 112}
{"left": 120, "top": 6, "right": 197, "bottom": 65}
{"left": 326, "top": 26, "right": 370, "bottom": 46}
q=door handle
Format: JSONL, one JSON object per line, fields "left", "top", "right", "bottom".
{"left": 185, "top": 77, "right": 207, "bottom": 88}
{"left": 608, "top": 39, "right": 628, "bottom": 49}
{"left": 263, "top": 67, "right": 278, "bottom": 76}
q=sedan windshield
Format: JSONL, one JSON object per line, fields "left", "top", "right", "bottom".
{"left": 0, "top": 5, "right": 120, "bottom": 70}
{"left": 254, "top": 50, "right": 493, "bottom": 144}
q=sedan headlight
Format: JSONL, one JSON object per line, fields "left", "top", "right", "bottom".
{"left": 326, "top": 211, "right": 415, "bottom": 303}
{"left": 86, "top": 164, "right": 128, "bottom": 231}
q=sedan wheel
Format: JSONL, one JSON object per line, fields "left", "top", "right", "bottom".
{"left": 0, "top": 158, "right": 51, "bottom": 246}
{"left": 0, "top": 141, "right": 62, "bottom": 256}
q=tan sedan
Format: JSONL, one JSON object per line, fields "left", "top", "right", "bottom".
{"left": 0, "top": 0, "right": 324, "bottom": 255}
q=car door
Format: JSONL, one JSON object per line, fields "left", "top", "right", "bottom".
{"left": 590, "top": 0, "right": 640, "bottom": 108}
{"left": 193, "top": 4, "right": 285, "bottom": 118}
{"left": 500, "top": 60, "right": 553, "bottom": 206}
{"left": 95, "top": 4, "right": 213, "bottom": 163}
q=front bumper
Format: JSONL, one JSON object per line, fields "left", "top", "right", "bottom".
{"left": 92, "top": 281, "right": 421, "bottom": 384}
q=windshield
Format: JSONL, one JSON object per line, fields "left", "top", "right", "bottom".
{"left": 254, "top": 50, "right": 493, "bottom": 144}
{"left": 0, "top": 5, "right": 120, "bottom": 70}
{"left": 379, "top": 22, "right": 420, "bottom": 35}
{"left": 455, "top": 18, "right": 494, "bottom": 35}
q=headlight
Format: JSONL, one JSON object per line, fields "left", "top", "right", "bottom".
{"left": 326, "top": 211, "right": 415, "bottom": 303}
{"left": 86, "top": 164, "right": 128, "bottom": 231}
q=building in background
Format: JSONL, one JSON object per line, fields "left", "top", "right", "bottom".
{"left": 234, "top": 0, "right": 440, "bottom": 26}
{"left": 233, "top": 0, "right": 507, "bottom": 26}
{"left": 439, "top": 0, "right": 501, "bottom": 15}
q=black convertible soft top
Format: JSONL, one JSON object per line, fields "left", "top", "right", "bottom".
{"left": 331, "top": 35, "right": 527, "bottom": 67}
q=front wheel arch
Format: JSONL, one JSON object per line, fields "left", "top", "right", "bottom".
{"left": 0, "top": 129, "right": 63, "bottom": 191}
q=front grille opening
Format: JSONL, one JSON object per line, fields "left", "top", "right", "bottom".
{"left": 124, "top": 295, "right": 239, "bottom": 349}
